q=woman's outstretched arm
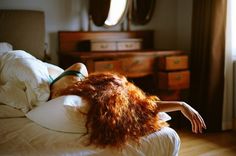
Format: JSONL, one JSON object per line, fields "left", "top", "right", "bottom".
{"left": 156, "top": 101, "right": 207, "bottom": 133}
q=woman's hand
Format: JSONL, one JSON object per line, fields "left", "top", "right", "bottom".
{"left": 180, "top": 102, "right": 207, "bottom": 133}
{"left": 156, "top": 100, "right": 207, "bottom": 133}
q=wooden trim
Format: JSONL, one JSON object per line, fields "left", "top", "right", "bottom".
{"left": 59, "top": 50, "right": 186, "bottom": 60}
{"left": 58, "top": 30, "right": 154, "bottom": 52}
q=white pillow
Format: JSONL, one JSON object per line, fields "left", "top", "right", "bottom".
{"left": 0, "top": 42, "right": 13, "bottom": 56}
{"left": 0, "top": 50, "right": 50, "bottom": 111}
{"left": 26, "top": 95, "right": 171, "bottom": 134}
{"left": 158, "top": 112, "right": 171, "bottom": 122}
{"left": 26, "top": 95, "right": 89, "bottom": 133}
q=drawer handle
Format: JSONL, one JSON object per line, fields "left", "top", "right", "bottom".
{"left": 126, "top": 60, "right": 141, "bottom": 68}
{"left": 134, "top": 60, "right": 141, "bottom": 64}
{"left": 123, "top": 60, "right": 142, "bottom": 72}
{"left": 101, "top": 44, "right": 108, "bottom": 48}
{"left": 174, "top": 59, "right": 180, "bottom": 64}
{"left": 175, "top": 75, "right": 182, "bottom": 80}
{"left": 125, "top": 44, "right": 133, "bottom": 48}
{"left": 105, "top": 64, "right": 113, "bottom": 69}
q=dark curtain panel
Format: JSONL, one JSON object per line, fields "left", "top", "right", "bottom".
{"left": 190, "top": 0, "right": 227, "bottom": 131}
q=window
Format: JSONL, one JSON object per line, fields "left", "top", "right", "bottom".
{"left": 229, "top": 0, "right": 236, "bottom": 57}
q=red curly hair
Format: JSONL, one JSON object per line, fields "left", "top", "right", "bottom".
{"left": 58, "top": 72, "right": 168, "bottom": 148}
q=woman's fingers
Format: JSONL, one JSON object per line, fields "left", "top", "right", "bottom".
{"left": 197, "top": 114, "right": 206, "bottom": 132}
{"left": 190, "top": 119, "right": 195, "bottom": 133}
{"left": 193, "top": 113, "right": 207, "bottom": 133}
{"left": 192, "top": 116, "right": 199, "bottom": 133}
{"left": 181, "top": 102, "right": 207, "bottom": 133}
{"left": 195, "top": 115, "right": 202, "bottom": 133}
{"left": 199, "top": 114, "right": 207, "bottom": 129}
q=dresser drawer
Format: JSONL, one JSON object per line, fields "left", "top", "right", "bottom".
{"left": 158, "top": 55, "right": 188, "bottom": 71}
{"left": 91, "top": 41, "right": 116, "bottom": 51}
{"left": 157, "top": 70, "right": 190, "bottom": 89}
{"left": 94, "top": 60, "right": 122, "bottom": 73}
{"left": 117, "top": 40, "right": 142, "bottom": 51}
{"left": 121, "top": 57, "right": 154, "bottom": 77}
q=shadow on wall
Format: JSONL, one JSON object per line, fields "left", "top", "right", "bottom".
{"left": 61, "top": 0, "right": 89, "bottom": 31}
{"left": 47, "top": 0, "right": 90, "bottom": 64}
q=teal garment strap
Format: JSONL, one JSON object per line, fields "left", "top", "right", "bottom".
{"left": 50, "top": 70, "right": 85, "bottom": 86}
{"left": 48, "top": 75, "right": 54, "bottom": 83}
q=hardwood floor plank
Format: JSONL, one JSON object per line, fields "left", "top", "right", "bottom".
{"left": 177, "top": 129, "right": 236, "bottom": 156}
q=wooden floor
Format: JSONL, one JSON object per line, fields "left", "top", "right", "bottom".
{"left": 177, "top": 129, "right": 236, "bottom": 156}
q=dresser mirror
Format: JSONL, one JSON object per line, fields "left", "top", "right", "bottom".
{"left": 131, "top": 0, "right": 156, "bottom": 25}
{"left": 89, "top": 0, "right": 129, "bottom": 27}
{"left": 89, "top": 0, "right": 156, "bottom": 27}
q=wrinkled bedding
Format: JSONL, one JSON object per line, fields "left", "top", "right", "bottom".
{"left": 0, "top": 50, "right": 180, "bottom": 156}
{"left": 0, "top": 50, "right": 50, "bottom": 112}
{"left": 0, "top": 104, "right": 180, "bottom": 156}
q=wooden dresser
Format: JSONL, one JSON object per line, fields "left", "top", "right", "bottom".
{"left": 58, "top": 31, "right": 189, "bottom": 101}
{"left": 155, "top": 55, "right": 190, "bottom": 101}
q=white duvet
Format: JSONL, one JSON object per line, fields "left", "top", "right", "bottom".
{"left": 0, "top": 50, "right": 51, "bottom": 112}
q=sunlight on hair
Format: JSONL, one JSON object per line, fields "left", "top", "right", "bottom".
{"left": 105, "top": 0, "right": 128, "bottom": 26}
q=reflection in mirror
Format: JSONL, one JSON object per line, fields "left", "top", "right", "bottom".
{"left": 131, "top": 0, "right": 156, "bottom": 25}
{"left": 89, "top": 0, "right": 111, "bottom": 26}
{"left": 89, "top": 0, "right": 129, "bottom": 27}
{"left": 105, "top": 0, "right": 128, "bottom": 26}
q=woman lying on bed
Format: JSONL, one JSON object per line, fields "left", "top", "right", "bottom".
{"left": 0, "top": 50, "right": 206, "bottom": 149}
{"left": 49, "top": 62, "right": 206, "bottom": 148}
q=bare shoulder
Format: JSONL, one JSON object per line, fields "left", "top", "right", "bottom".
{"left": 50, "top": 63, "right": 88, "bottom": 99}
{"left": 65, "top": 63, "right": 88, "bottom": 77}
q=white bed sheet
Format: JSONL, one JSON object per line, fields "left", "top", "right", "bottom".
{"left": 0, "top": 103, "right": 180, "bottom": 156}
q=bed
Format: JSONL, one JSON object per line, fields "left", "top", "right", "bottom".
{"left": 0, "top": 10, "right": 180, "bottom": 156}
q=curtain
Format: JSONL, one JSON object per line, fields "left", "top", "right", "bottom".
{"left": 222, "top": 0, "right": 233, "bottom": 130}
{"left": 190, "top": 0, "right": 227, "bottom": 131}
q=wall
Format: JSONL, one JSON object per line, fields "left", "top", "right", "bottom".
{"left": 177, "top": 0, "right": 193, "bottom": 51}
{"left": 0, "top": 0, "right": 192, "bottom": 64}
